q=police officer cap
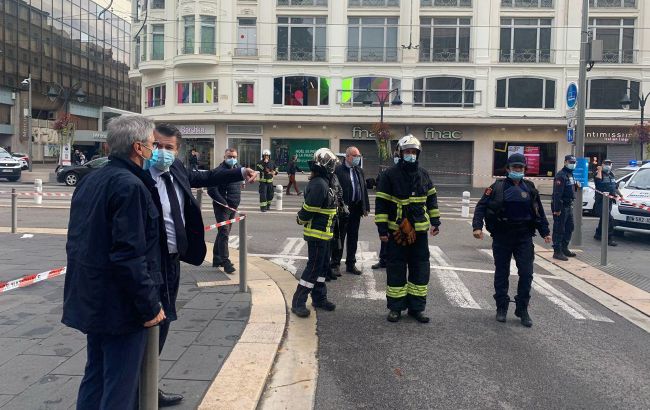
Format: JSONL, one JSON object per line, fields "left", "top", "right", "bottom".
{"left": 506, "top": 153, "right": 526, "bottom": 167}
{"left": 603, "top": 159, "right": 613, "bottom": 164}
{"left": 565, "top": 154, "right": 576, "bottom": 162}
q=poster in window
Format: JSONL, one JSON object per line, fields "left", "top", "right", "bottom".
{"left": 524, "top": 146, "right": 540, "bottom": 175}
{"left": 507, "top": 145, "right": 524, "bottom": 157}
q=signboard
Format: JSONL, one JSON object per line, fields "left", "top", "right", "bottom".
{"left": 507, "top": 145, "right": 524, "bottom": 157}
{"left": 271, "top": 138, "right": 330, "bottom": 171}
{"left": 524, "top": 146, "right": 540, "bottom": 175}
{"left": 60, "top": 143, "right": 72, "bottom": 166}
{"left": 177, "top": 124, "right": 215, "bottom": 136}
{"left": 567, "top": 128, "right": 575, "bottom": 143}
{"left": 573, "top": 157, "right": 590, "bottom": 186}
{"left": 566, "top": 83, "right": 578, "bottom": 109}
{"left": 585, "top": 128, "right": 632, "bottom": 144}
{"left": 423, "top": 128, "right": 463, "bottom": 140}
{"left": 566, "top": 109, "right": 576, "bottom": 119}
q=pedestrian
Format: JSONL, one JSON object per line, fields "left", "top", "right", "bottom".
{"left": 330, "top": 146, "right": 370, "bottom": 276}
{"left": 286, "top": 154, "right": 304, "bottom": 195}
{"left": 375, "top": 135, "right": 440, "bottom": 323}
{"left": 62, "top": 115, "right": 166, "bottom": 409}
{"left": 552, "top": 154, "right": 580, "bottom": 261}
{"left": 79, "top": 151, "right": 86, "bottom": 165}
{"left": 256, "top": 149, "right": 277, "bottom": 212}
{"left": 594, "top": 159, "right": 619, "bottom": 246}
{"left": 150, "top": 124, "right": 256, "bottom": 406}
{"left": 72, "top": 149, "right": 81, "bottom": 165}
{"left": 189, "top": 148, "right": 199, "bottom": 171}
{"left": 292, "top": 148, "right": 339, "bottom": 318}
{"left": 472, "top": 153, "right": 551, "bottom": 328}
{"left": 372, "top": 151, "right": 401, "bottom": 270}
{"left": 208, "top": 148, "right": 242, "bottom": 274}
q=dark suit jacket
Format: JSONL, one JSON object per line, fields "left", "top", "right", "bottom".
{"left": 334, "top": 163, "right": 370, "bottom": 213}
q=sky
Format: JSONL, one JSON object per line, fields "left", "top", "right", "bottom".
{"left": 94, "top": 0, "right": 132, "bottom": 21}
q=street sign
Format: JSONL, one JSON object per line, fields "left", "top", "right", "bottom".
{"left": 567, "top": 128, "right": 575, "bottom": 143}
{"left": 567, "top": 118, "right": 576, "bottom": 129}
{"left": 566, "top": 108, "right": 576, "bottom": 119}
{"left": 574, "top": 157, "right": 589, "bottom": 186}
{"left": 566, "top": 83, "right": 578, "bottom": 109}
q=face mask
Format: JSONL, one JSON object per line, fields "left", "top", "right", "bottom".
{"left": 404, "top": 154, "right": 417, "bottom": 163}
{"left": 603, "top": 165, "right": 611, "bottom": 172}
{"left": 566, "top": 163, "right": 576, "bottom": 170}
{"left": 393, "top": 157, "right": 400, "bottom": 165}
{"left": 351, "top": 157, "right": 361, "bottom": 167}
{"left": 508, "top": 171, "right": 524, "bottom": 181}
{"left": 153, "top": 149, "right": 175, "bottom": 171}
{"left": 226, "top": 158, "right": 238, "bottom": 167}
{"left": 140, "top": 145, "right": 157, "bottom": 170}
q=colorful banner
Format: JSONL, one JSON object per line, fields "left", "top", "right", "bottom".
{"left": 524, "top": 146, "right": 540, "bottom": 175}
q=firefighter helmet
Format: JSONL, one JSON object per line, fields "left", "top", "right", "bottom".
{"left": 397, "top": 134, "right": 422, "bottom": 153}
{"left": 312, "top": 148, "right": 338, "bottom": 174}
{"left": 262, "top": 149, "right": 271, "bottom": 157}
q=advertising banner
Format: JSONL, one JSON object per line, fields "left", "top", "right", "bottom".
{"left": 524, "top": 146, "right": 541, "bottom": 175}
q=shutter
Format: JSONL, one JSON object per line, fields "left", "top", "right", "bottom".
{"left": 419, "top": 141, "right": 474, "bottom": 185}
{"left": 606, "top": 144, "right": 635, "bottom": 169}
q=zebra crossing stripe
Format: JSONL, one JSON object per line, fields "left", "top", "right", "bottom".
{"left": 429, "top": 246, "right": 481, "bottom": 309}
{"left": 349, "top": 242, "right": 385, "bottom": 301}
{"left": 270, "top": 237, "right": 306, "bottom": 277}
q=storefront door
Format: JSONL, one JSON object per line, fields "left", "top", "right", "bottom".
{"left": 228, "top": 137, "right": 261, "bottom": 168}
{"left": 183, "top": 138, "right": 214, "bottom": 170}
{"left": 420, "top": 141, "right": 473, "bottom": 185}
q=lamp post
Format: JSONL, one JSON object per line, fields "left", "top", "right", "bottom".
{"left": 20, "top": 75, "right": 32, "bottom": 172}
{"left": 47, "top": 82, "right": 86, "bottom": 165}
{"left": 362, "top": 87, "right": 403, "bottom": 124}
{"left": 620, "top": 89, "right": 650, "bottom": 161}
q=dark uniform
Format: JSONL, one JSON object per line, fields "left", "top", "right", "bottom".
{"left": 256, "top": 159, "right": 276, "bottom": 211}
{"left": 372, "top": 166, "right": 391, "bottom": 269}
{"left": 207, "top": 161, "right": 242, "bottom": 272}
{"left": 328, "top": 173, "right": 347, "bottom": 280}
{"left": 375, "top": 160, "right": 440, "bottom": 318}
{"left": 552, "top": 158, "right": 579, "bottom": 256}
{"left": 594, "top": 166, "right": 617, "bottom": 242}
{"left": 473, "top": 175, "right": 550, "bottom": 326}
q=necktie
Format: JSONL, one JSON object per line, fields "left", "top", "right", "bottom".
{"left": 161, "top": 172, "right": 188, "bottom": 255}
{"left": 352, "top": 168, "right": 360, "bottom": 202}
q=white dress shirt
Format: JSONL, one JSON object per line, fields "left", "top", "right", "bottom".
{"left": 150, "top": 167, "right": 185, "bottom": 254}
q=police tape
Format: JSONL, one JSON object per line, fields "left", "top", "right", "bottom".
{"left": 423, "top": 169, "right": 555, "bottom": 182}
{"left": 212, "top": 201, "right": 241, "bottom": 214}
{"left": 0, "top": 191, "right": 73, "bottom": 197}
{"left": 595, "top": 190, "right": 650, "bottom": 212}
{"left": 0, "top": 267, "right": 66, "bottom": 293}
{"left": 204, "top": 215, "right": 246, "bottom": 231}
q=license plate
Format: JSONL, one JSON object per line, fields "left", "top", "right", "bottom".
{"left": 2, "top": 169, "right": 13, "bottom": 173}
{"left": 626, "top": 215, "right": 650, "bottom": 224}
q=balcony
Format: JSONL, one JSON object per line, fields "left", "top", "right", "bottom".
{"left": 589, "top": 0, "right": 636, "bottom": 8}
{"left": 419, "top": 48, "right": 471, "bottom": 63}
{"left": 349, "top": 0, "right": 399, "bottom": 6}
{"left": 420, "top": 0, "right": 472, "bottom": 7}
{"left": 276, "top": 47, "right": 327, "bottom": 62}
{"left": 499, "top": 48, "right": 554, "bottom": 63}
{"left": 601, "top": 49, "right": 637, "bottom": 64}
{"left": 234, "top": 48, "right": 259, "bottom": 57}
{"left": 173, "top": 53, "right": 218, "bottom": 66}
{"left": 347, "top": 47, "right": 400, "bottom": 63}
{"left": 277, "top": 0, "right": 328, "bottom": 5}
{"left": 501, "top": 0, "right": 553, "bottom": 7}
{"left": 137, "top": 60, "right": 165, "bottom": 73}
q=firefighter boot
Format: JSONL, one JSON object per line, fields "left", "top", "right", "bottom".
{"left": 408, "top": 310, "right": 430, "bottom": 324}
{"left": 514, "top": 300, "right": 533, "bottom": 328}
{"left": 312, "top": 300, "right": 336, "bottom": 311}
{"left": 387, "top": 310, "right": 401, "bottom": 323}
{"left": 495, "top": 298, "right": 509, "bottom": 323}
{"left": 291, "top": 285, "right": 311, "bottom": 318}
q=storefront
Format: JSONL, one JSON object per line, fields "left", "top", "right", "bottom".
{"left": 585, "top": 127, "right": 635, "bottom": 172}
{"left": 226, "top": 124, "right": 262, "bottom": 169}
{"left": 271, "top": 138, "right": 330, "bottom": 172}
{"left": 178, "top": 124, "right": 215, "bottom": 170}
{"left": 73, "top": 130, "right": 108, "bottom": 160}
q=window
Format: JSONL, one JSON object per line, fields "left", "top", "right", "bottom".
{"left": 277, "top": 0, "right": 328, "bottom": 5}
{"left": 151, "top": 0, "right": 164, "bottom": 9}
{"left": 277, "top": 17, "right": 326, "bottom": 61}
{"left": 183, "top": 16, "right": 194, "bottom": 54}
{"left": 349, "top": 0, "right": 399, "bottom": 6}
{"left": 414, "top": 77, "right": 475, "bottom": 108}
{"left": 496, "top": 77, "right": 555, "bottom": 109}
{"left": 146, "top": 84, "right": 166, "bottom": 108}
{"left": 151, "top": 24, "right": 164, "bottom": 60}
{"left": 339, "top": 76, "right": 401, "bottom": 106}
{"left": 273, "top": 76, "right": 329, "bottom": 106}
{"left": 237, "top": 82, "right": 255, "bottom": 104}
{"left": 589, "top": 18, "right": 635, "bottom": 64}
{"left": 501, "top": 0, "right": 553, "bottom": 7}
{"left": 200, "top": 16, "right": 216, "bottom": 54}
{"left": 140, "top": 27, "right": 147, "bottom": 61}
{"left": 420, "top": 17, "right": 470, "bottom": 62}
{"left": 348, "top": 17, "right": 399, "bottom": 62}
{"left": 500, "top": 18, "right": 552, "bottom": 63}
{"left": 177, "top": 81, "right": 218, "bottom": 104}
{"left": 587, "top": 79, "right": 639, "bottom": 109}
{"left": 421, "top": 0, "right": 472, "bottom": 6}
{"left": 589, "top": 0, "right": 636, "bottom": 8}
{"left": 237, "top": 18, "right": 257, "bottom": 57}
{"left": 493, "top": 143, "right": 557, "bottom": 177}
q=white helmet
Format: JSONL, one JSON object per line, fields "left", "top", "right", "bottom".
{"left": 398, "top": 134, "right": 422, "bottom": 153}
{"left": 262, "top": 149, "right": 271, "bottom": 157}
{"left": 312, "top": 148, "right": 338, "bottom": 174}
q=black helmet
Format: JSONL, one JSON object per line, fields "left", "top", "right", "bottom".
{"left": 507, "top": 153, "right": 527, "bottom": 167}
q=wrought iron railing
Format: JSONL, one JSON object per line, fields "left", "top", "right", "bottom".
{"left": 349, "top": 0, "right": 400, "bottom": 6}
{"left": 276, "top": 47, "right": 327, "bottom": 62}
{"left": 347, "top": 47, "right": 400, "bottom": 62}
{"left": 501, "top": 0, "right": 553, "bottom": 7}
{"left": 420, "top": 0, "right": 472, "bottom": 7}
{"left": 589, "top": 0, "right": 636, "bottom": 8}
{"left": 601, "top": 49, "right": 637, "bottom": 64}
{"left": 419, "top": 48, "right": 471, "bottom": 63}
{"left": 499, "top": 48, "right": 553, "bottom": 63}
{"left": 277, "top": 0, "right": 328, "bottom": 5}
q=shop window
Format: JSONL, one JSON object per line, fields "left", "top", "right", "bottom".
{"left": 177, "top": 81, "right": 218, "bottom": 104}
{"left": 496, "top": 77, "right": 555, "bottom": 109}
{"left": 587, "top": 78, "right": 639, "bottom": 109}
{"left": 0, "top": 104, "right": 11, "bottom": 125}
{"left": 339, "top": 76, "right": 401, "bottom": 106}
{"left": 414, "top": 76, "right": 475, "bottom": 108}
{"left": 492, "top": 142, "right": 557, "bottom": 177}
{"left": 273, "top": 76, "right": 329, "bottom": 106}
{"left": 237, "top": 82, "right": 255, "bottom": 104}
{"left": 146, "top": 84, "right": 166, "bottom": 108}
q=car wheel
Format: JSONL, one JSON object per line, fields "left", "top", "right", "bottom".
{"left": 65, "top": 172, "right": 79, "bottom": 186}
{"left": 7, "top": 177, "right": 19, "bottom": 182}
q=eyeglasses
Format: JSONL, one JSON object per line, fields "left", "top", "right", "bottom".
{"left": 226, "top": 155, "right": 238, "bottom": 159}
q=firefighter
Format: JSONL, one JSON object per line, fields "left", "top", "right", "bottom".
{"left": 291, "top": 148, "right": 339, "bottom": 318}
{"left": 375, "top": 135, "right": 440, "bottom": 323}
{"left": 372, "top": 150, "right": 400, "bottom": 270}
{"left": 256, "top": 149, "right": 277, "bottom": 212}
{"left": 552, "top": 155, "right": 580, "bottom": 261}
{"left": 472, "top": 153, "right": 551, "bottom": 328}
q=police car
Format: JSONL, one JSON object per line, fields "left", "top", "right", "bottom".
{"left": 582, "top": 165, "right": 638, "bottom": 215}
{"left": 611, "top": 161, "right": 650, "bottom": 235}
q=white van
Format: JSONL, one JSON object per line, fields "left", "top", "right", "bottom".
{"left": 611, "top": 161, "right": 650, "bottom": 235}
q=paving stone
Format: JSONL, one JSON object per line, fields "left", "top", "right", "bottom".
{"left": 0, "top": 394, "right": 12, "bottom": 407}
{"left": 213, "top": 301, "right": 251, "bottom": 321}
{"left": 230, "top": 291, "right": 252, "bottom": 303}
{"left": 1, "top": 374, "right": 81, "bottom": 410}
{"left": 181, "top": 292, "right": 233, "bottom": 310}
{"left": 0, "top": 337, "right": 40, "bottom": 366}
{"left": 171, "top": 309, "right": 218, "bottom": 332}
{"left": 164, "top": 345, "right": 231, "bottom": 381}
{"left": 0, "top": 304, "right": 53, "bottom": 326}
{"left": 51, "top": 348, "right": 86, "bottom": 377}
{"left": 0, "top": 355, "right": 67, "bottom": 395}
{"left": 176, "top": 284, "right": 203, "bottom": 301}
{"left": 195, "top": 320, "right": 246, "bottom": 347}
{"left": 159, "top": 360, "right": 175, "bottom": 380}
{"left": 198, "top": 285, "right": 239, "bottom": 294}
{"left": 24, "top": 327, "right": 85, "bottom": 357}
{"left": 0, "top": 324, "right": 18, "bottom": 336}
{"left": 158, "top": 379, "right": 211, "bottom": 410}
{"left": 160, "top": 330, "right": 199, "bottom": 361}
{"left": 2, "top": 314, "right": 65, "bottom": 339}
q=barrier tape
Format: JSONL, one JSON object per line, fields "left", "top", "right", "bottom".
{"left": 595, "top": 189, "right": 650, "bottom": 212}
{"left": 0, "top": 191, "right": 73, "bottom": 197}
{"left": 212, "top": 200, "right": 240, "bottom": 214}
{"left": 0, "top": 267, "right": 66, "bottom": 293}
{"left": 204, "top": 215, "right": 246, "bottom": 231}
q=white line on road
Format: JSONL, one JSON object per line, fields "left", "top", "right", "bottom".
{"left": 270, "top": 237, "right": 306, "bottom": 277}
{"left": 350, "top": 242, "right": 385, "bottom": 301}
{"left": 429, "top": 246, "right": 481, "bottom": 309}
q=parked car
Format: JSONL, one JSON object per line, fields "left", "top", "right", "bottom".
{"left": 582, "top": 166, "right": 637, "bottom": 215}
{"left": 56, "top": 157, "right": 109, "bottom": 186}
{"left": 0, "top": 148, "right": 22, "bottom": 182}
{"left": 11, "top": 152, "right": 30, "bottom": 170}
{"left": 611, "top": 161, "right": 650, "bottom": 236}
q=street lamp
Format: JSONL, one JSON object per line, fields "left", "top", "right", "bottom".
{"left": 362, "top": 87, "right": 403, "bottom": 124}
{"left": 19, "top": 75, "right": 32, "bottom": 172}
{"left": 619, "top": 88, "right": 650, "bottom": 160}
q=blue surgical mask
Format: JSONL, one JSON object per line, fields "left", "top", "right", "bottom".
{"left": 508, "top": 171, "right": 524, "bottom": 181}
{"left": 393, "top": 157, "right": 400, "bottom": 165}
{"left": 566, "top": 163, "right": 576, "bottom": 170}
{"left": 404, "top": 154, "right": 417, "bottom": 163}
{"left": 351, "top": 157, "right": 361, "bottom": 167}
{"left": 225, "top": 158, "right": 238, "bottom": 167}
{"left": 153, "top": 149, "right": 175, "bottom": 171}
{"left": 603, "top": 165, "right": 611, "bottom": 172}
{"left": 142, "top": 147, "right": 157, "bottom": 170}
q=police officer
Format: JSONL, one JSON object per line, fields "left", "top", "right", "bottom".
{"left": 292, "top": 148, "right": 339, "bottom": 318}
{"left": 256, "top": 149, "right": 277, "bottom": 212}
{"left": 594, "top": 159, "right": 619, "bottom": 246}
{"left": 552, "top": 154, "right": 580, "bottom": 261}
{"left": 375, "top": 135, "right": 440, "bottom": 323}
{"left": 473, "top": 153, "right": 551, "bottom": 328}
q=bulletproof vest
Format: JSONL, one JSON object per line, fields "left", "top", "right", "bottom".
{"left": 502, "top": 182, "right": 533, "bottom": 223}
{"left": 596, "top": 172, "right": 617, "bottom": 194}
{"left": 485, "top": 179, "right": 539, "bottom": 233}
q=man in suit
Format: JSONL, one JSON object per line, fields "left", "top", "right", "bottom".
{"left": 331, "top": 146, "right": 370, "bottom": 275}
{"left": 151, "top": 124, "right": 256, "bottom": 406}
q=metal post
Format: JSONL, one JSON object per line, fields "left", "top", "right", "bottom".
{"left": 27, "top": 73, "right": 33, "bottom": 172}
{"left": 34, "top": 179, "right": 42, "bottom": 205}
{"left": 239, "top": 216, "right": 248, "bottom": 293}
{"left": 196, "top": 188, "right": 203, "bottom": 206}
{"left": 600, "top": 195, "right": 610, "bottom": 266}
{"left": 275, "top": 185, "right": 283, "bottom": 211}
{"left": 139, "top": 326, "right": 159, "bottom": 410}
{"left": 461, "top": 191, "right": 470, "bottom": 218}
{"left": 573, "top": 0, "right": 590, "bottom": 247}
{"left": 11, "top": 188, "right": 17, "bottom": 234}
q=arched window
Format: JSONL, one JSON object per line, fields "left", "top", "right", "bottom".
{"left": 414, "top": 76, "right": 475, "bottom": 108}
{"left": 273, "top": 76, "right": 330, "bottom": 106}
{"left": 496, "top": 77, "right": 555, "bottom": 109}
{"left": 339, "top": 76, "right": 401, "bottom": 106}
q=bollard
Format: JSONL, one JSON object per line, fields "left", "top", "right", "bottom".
{"left": 600, "top": 194, "right": 610, "bottom": 266}
{"left": 34, "top": 179, "right": 42, "bottom": 205}
{"left": 275, "top": 185, "right": 284, "bottom": 211}
{"left": 139, "top": 326, "right": 159, "bottom": 410}
{"left": 196, "top": 188, "right": 203, "bottom": 207}
{"left": 239, "top": 216, "right": 248, "bottom": 293}
{"left": 11, "top": 188, "right": 17, "bottom": 234}
{"left": 461, "top": 191, "right": 470, "bottom": 218}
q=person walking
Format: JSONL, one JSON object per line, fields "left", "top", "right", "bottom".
{"left": 286, "top": 154, "right": 304, "bottom": 195}
{"left": 62, "top": 115, "right": 166, "bottom": 410}
{"left": 256, "top": 149, "right": 277, "bottom": 212}
{"left": 208, "top": 148, "right": 243, "bottom": 274}
{"left": 292, "top": 148, "right": 339, "bottom": 318}
{"left": 552, "top": 155, "right": 580, "bottom": 261}
{"left": 189, "top": 148, "right": 199, "bottom": 171}
{"left": 472, "top": 153, "right": 551, "bottom": 328}
{"left": 375, "top": 135, "right": 440, "bottom": 324}
{"left": 594, "top": 159, "right": 619, "bottom": 246}
{"left": 330, "top": 146, "right": 370, "bottom": 276}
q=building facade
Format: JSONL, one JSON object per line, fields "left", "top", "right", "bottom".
{"left": 0, "top": 0, "right": 140, "bottom": 160}
{"left": 131, "top": 0, "right": 649, "bottom": 187}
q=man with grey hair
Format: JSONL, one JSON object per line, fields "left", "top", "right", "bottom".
{"left": 62, "top": 115, "right": 166, "bottom": 409}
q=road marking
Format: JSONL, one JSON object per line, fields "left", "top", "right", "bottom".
{"left": 429, "top": 246, "right": 481, "bottom": 309}
{"left": 229, "top": 236, "right": 239, "bottom": 249}
{"left": 270, "top": 237, "right": 306, "bottom": 277}
{"left": 349, "top": 242, "right": 385, "bottom": 301}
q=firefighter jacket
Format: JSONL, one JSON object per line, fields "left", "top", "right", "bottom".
{"left": 297, "top": 173, "right": 337, "bottom": 241}
{"left": 375, "top": 162, "right": 440, "bottom": 237}
{"left": 256, "top": 160, "right": 277, "bottom": 183}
